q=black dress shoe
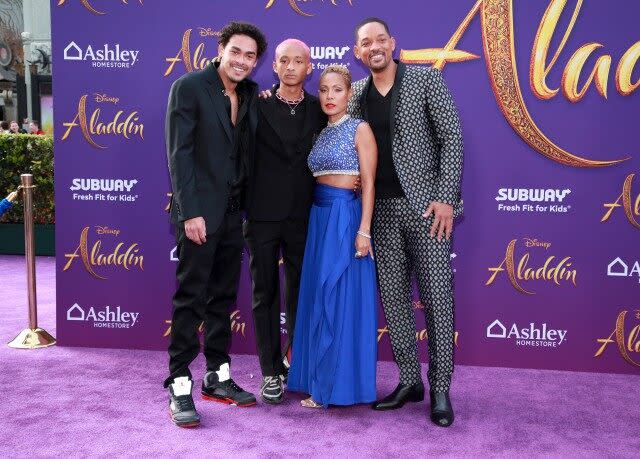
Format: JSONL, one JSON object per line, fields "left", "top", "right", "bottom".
{"left": 372, "top": 382, "right": 425, "bottom": 410}
{"left": 430, "top": 391, "right": 454, "bottom": 427}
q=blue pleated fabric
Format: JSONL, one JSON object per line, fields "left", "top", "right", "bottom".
{"left": 0, "top": 198, "right": 13, "bottom": 217}
{"left": 288, "top": 184, "right": 377, "bottom": 407}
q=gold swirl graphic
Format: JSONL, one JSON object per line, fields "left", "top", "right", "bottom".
{"left": 77, "top": 95, "right": 104, "bottom": 149}
{"left": 529, "top": 0, "right": 582, "bottom": 100}
{"left": 80, "top": 226, "right": 105, "bottom": 279}
{"left": 265, "top": 0, "right": 353, "bottom": 17}
{"left": 622, "top": 174, "right": 640, "bottom": 229}
{"left": 58, "top": 0, "right": 143, "bottom": 15}
{"left": 616, "top": 41, "right": 640, "bottom": 96}
{"left": 265, "top": 0, "right": 312, "bottom": 16}
{"left": 57, "top": 0, "right": 104, "bottom": 15}
{"left": 182, "top": 29, "right": 193, "bottom": 73}
{"left": 616, "top": 311, "right": 640, "bottom": 368}
{"left": 481, "top": 0, "right": 626, "bottom": 168}
{"left": 505, "top": 239, "right": 532, "bottom": 295}
{"left": 400, "top": 0, "right": 482, "bottom": 68}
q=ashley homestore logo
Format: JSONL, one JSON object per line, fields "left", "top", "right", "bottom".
{"left": 487, "top": 319, "right": 567, "bottom": 348}
{"left": 67, "top": 303, "right": 139, "bottom": 328}
{"left": 63, "top": 41, "right": 140, "bottom": 69}
{"left": 607, "top": 257, "right": 640, "bottom": 284}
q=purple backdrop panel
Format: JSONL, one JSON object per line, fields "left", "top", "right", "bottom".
{"left": 52, "top": 0, "right": 640, "bottom": 375}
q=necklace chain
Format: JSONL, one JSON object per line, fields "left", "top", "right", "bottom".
{"left": 327, "top": 114, "right": 349, "bottom": 127}
{"left": 276, "top": 89, "right": 304, "bottom": 115}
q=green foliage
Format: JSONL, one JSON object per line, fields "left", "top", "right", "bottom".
{"left": 0, "top": 134, "right": 54, "bottom": 224}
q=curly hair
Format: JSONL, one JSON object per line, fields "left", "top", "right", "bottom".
{"left": 218, "top": 22, "right": 268, "bottom": 59}
{"left": 320, "top": 64, "right": 352, "bottom": 89}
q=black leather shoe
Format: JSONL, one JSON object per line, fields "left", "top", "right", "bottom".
{"left": 201, "top": 368, "right": 256, "bottom": 407}
{"left": 372, "top": 382, "right": 425, "bottom": 410}
{"left": 168, "top": 377, "right": 200, "bottom": 428}
{"left": 430, "top": 391, "right": 454, "bottom": 427}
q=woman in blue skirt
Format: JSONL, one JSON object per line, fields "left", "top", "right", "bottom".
{"left": 288, "top": 65, "right": 378, "bottom": 408}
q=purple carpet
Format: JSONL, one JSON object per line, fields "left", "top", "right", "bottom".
{"left": 0, "top": 255, "right": 638, "bottom": 457}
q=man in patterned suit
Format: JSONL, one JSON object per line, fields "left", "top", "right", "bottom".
{"left": 349, "top": 17, "right": 463, "bottom": 427}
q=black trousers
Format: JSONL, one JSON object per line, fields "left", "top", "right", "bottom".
{"left": 243, "top": 219, "right": 308, "bottom": 377}
{"left": 165, "top": 211, "right": 243, "bottom": 387}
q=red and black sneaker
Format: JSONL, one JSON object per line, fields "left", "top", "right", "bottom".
{"left": 169, "top": 377, "right": 201, "bottom": 428}
{"left": 201, "top": 364, "right": 256, "bottom": 407}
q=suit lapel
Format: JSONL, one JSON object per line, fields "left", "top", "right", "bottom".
{"left": 359, "top": 76, "right": 373, "bottom": 121}
{"left": 389, "top": 61, "right": 406, "bottom": 141}
{"left": 203, "top": 61, "right": 233, "bottom": 141}
{"left": 259, "top": 94, "right": 289, "bottom": 152}
{"left": 296, "top": 91, "right": 316, "bottom": 146}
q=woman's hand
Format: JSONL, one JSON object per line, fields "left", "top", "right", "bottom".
{"left": 355, "top": 233, "right": 371, "bottom": 258}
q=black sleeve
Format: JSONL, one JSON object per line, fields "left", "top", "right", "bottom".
{"left": 165, "top": 77, "right": 200, "bottom": 221}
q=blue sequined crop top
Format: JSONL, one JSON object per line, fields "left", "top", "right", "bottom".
{"left": 308, "top": 115, "right": 363, "bottom": 177}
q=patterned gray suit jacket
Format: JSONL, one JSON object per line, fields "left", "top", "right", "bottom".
{"left": 348, "top": 61, "right": 464, "bottom": 218}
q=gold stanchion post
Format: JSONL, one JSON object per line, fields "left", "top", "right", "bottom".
{"left": 8, "top": 174, "right": 56, "bottom": 349}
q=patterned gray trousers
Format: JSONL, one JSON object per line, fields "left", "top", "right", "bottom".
{"left": 373, "top": 197, "right": 455, "bottom": 392}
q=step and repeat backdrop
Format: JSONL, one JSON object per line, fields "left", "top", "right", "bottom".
{"left": 52, "top": 0, "right": 639, "bottom": 375}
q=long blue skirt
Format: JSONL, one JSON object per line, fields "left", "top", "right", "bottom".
{"left": 288, "top": 184, "right": 377, "bottom": 406}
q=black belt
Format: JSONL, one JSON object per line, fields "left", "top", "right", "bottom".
{"left": 226, "top": 195, "right": 241, "bottom": 214}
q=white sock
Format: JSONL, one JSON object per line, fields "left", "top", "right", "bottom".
{"left": 216, "top": 363, "right": 230, "bottom": 382}
{"left": 171, "top": 376, "right": 192, "bottom": 396}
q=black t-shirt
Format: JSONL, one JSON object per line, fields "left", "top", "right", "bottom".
{"left": 224, "top": 90, "right": 247, "bottom": 198}
{"left": 275, "top": 95, "right": 307, "bottom": 216}
{"left": 366, "top": 83, "right": 404, "bottom": 199}
{"left": 273, "top": 96, "right": 306, "bottom": 157}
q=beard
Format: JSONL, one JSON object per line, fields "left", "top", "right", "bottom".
{"left": 367, "top": 52, "right": 391, "bottom": 72}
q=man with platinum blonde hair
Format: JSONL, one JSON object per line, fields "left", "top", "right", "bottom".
{"left": 244, "top": 38, "right": 327, "bottom": 404}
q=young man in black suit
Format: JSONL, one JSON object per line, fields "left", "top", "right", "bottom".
{"left": 244, "top": 39, "right": 326, "bottom": 404}
{"left": 165, "top": 22, "right": 267, "bottom": 428}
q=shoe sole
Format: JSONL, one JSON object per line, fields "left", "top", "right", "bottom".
{"left": 372, "top": 393, "right": 425, "bottom": 411}
{"left": 261, "top": 394, "right": 284, "bottom": 405}
{"left": 201, "top": 393, "right": 257, "bottom": 407}
{"left": 169, "top": 410, "right": 200, "bottom": 428}
{"left": 431, "top": 418, "right": 454, "bottom": 428}
{"left": 176, "top": 421, "right": 200, "bottom": 428}
{"left": 430, "top": 414, "right": 454, "bottom": 428}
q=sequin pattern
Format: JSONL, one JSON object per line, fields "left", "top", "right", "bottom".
{"left": 308, "top": 116, "right": 363, "bottom": 177}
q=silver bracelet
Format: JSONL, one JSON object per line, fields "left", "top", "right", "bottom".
{"left": 357, "top": 230, "right": 371, "bottom": 239}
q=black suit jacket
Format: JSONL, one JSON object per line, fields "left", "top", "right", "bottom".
{"left": 245, "top": 88, "right": 326, "bottom": 221}
{"left": 166, "top": 61, "right": 258, "bottom": 232}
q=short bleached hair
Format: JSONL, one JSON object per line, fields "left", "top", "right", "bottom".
{"left": 275, "top": 38, "right": 311, "bottom": 61}
{"left": 320, "top": 64, "right": 352, "bottom": 89}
